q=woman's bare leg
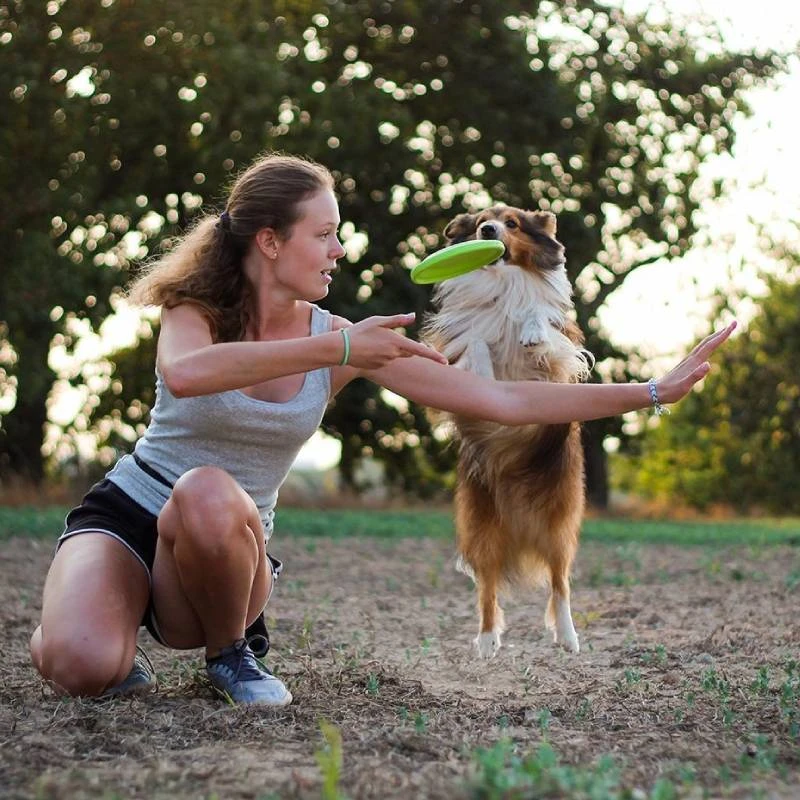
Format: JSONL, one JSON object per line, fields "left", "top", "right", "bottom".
{"left": 151, "top": 466, "right": 270, "bottom": 656}
{"left": 30, "top": 533, "right": 149, "bottom": 696}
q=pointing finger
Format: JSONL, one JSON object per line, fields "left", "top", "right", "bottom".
{"left": 399, "top": 338, "right": 448, "bottom": 364}
{"left": 374, "top": 313, "right": 416, "bottom": 329}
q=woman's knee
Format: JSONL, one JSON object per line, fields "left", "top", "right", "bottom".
{"left": 171, "top": 467, "right": 245, "bottom": 525}
{"left": 165, "top": 467, "right": 259, "bottom": 554}
{"left": 33, "top": 626, "right": 131, "bottom": 697}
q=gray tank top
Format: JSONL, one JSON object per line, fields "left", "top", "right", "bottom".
{"left": 107, "top": 304, "right": 333, "bottom": 536}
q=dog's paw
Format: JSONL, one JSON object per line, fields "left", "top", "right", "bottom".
{"left": 520, "top": 320, "right": 547, "bottom": 347}
{"left": 555, "top": 627, "right": 580, "bottom": 654}
{"left": 465, "top": 339, "right": 495, "bottom": 378}
{"left": 474, "top": 631, "right": 502, "bottom": 659}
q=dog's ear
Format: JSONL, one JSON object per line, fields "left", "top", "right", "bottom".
{"left": 444, "top": 213, "right": 478, "bottom": 243}
{"left": 527, "top": 210, "right": 557, "bottom": 237}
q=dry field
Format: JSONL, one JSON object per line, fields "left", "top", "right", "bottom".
{"left": 2, "top": 531, "right": 798, "bottom": 799}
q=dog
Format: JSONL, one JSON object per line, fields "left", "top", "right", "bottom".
{"left": 421, "top": 205, "right": 592, "bottom": 658}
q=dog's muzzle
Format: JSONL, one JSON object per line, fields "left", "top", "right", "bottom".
{"left": 477, "top": 222, "right": 506, "bottom": 261}
{"left": 477, "top": 221, "right": 502, "bottom": 240}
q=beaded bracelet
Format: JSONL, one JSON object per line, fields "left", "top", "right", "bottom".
{"left": 648, "top": 378, "right": 670, "bottom": 416}
{"left": 339, "top": 328, "right": 351, "bottom": 366}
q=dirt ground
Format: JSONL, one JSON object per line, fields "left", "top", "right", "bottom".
{"left": 2, "top": 532, "right": 799, "bottom": 799}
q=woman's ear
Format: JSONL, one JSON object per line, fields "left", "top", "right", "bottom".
{"left": 254, "top": 228, "right": 280, "bottom": 259}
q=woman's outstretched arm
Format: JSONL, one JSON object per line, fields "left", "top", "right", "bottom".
{"left": 359, "top": 322, "right": 736, "bottom": 425}
{"left": 157, "top": 306, "right": 445, "bottom": 397}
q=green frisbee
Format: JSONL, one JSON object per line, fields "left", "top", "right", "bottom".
{"left": 410, "top": 240, "right": 505, "bottom": 284}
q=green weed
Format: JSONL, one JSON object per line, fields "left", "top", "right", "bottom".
{"left": 642, "top": 644, "right": 668, "bottom": 666}
{"left": 536, "top": 707, "right": 551, "bottom": 734}
{"left": 468, "top": 739, "right": 626, "bottom": 800}
{"left": 701, "top": 667, "right": 735, "bottom": 727}
{"left": 741, "top": 734, "right": 779, "bottom": 774}
{"left": 575, "top": 697, "right": 591, "bottom": 720}
{"left": 299, "top": 613, "right": 313, "bottom": 649}
{"left": 625, "top": 668, "right": 642, "bottom": 686}
{"left": 365, "top": 672, "right": 379, "bottom": 697}
{"left": 314, "top": 719, "right": 346, "bottom": 800}
{"left": 779, "top": 659, "right": 799, "bottom": 738}
{"left": 750, "top": 666, "right": 771, "bottom": 696}
{"left": 414, "top": 711, "right": 428, "bottom": 733}
{"left": 615, "top": 667, "right": 643, "bottom": 693}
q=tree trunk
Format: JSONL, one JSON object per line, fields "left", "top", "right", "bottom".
{"left": 0, "top": 329, "right": 53, "bottom": 485}
{"left": 581, "top": 419, "right": 609, "bottom": 510}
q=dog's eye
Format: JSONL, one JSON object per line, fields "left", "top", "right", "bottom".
{"left": 505, "top": 220, "right": 518, "bottom": 229}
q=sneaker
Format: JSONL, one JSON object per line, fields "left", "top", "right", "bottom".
{"left": 100, "top": 647, "right": 156, "bottom": 699}
{"left": 245, "top": 612, "right": 270, "bottom": 658}
{"left": 206, "top": 639, "right": 292, "bottom": 706}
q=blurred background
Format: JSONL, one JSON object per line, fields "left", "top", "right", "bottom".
{"left": 1, "top": 0, "right": 798, "bottom": 515}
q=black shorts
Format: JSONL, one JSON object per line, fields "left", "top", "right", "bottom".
{"left": 58, "top": 478, "right": 282, "bottom": 646}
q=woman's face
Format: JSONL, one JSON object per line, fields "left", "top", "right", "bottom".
{"left": 274, "top": 189, "right": 346, "bottom": 301}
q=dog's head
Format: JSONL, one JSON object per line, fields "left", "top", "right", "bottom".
{"left": 443, "top": 206, "right": 565, "bottom": 273}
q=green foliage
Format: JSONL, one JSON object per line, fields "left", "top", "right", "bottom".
{"left": 615, "top": 275, "right": 800, "bottom": 513}
{"left": 314, "top": 719, "right": 346, "bottom": 800}
{"left": 0, "top": 505, "right": 68, "bottom": 539}
{"left": 467, "top": 738, "right": 714, "bottom": 799}
{"left": 469, "top": 739, "right": 626, "bottom": 799}
{"left": 0, "top": 1, "right": 787, "bottom": 493}
{"left": 778, "top": 659, "right": 799, "bottom": 739}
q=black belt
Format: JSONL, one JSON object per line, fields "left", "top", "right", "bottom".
{"left": 133, "top": 453, "right": 173, "bottom": 489}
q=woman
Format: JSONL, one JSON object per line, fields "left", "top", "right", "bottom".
{"left": 30, "top": 153, "right": 735, "bottom": 706}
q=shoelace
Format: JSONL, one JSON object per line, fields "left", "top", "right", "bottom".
{"left": 135, "top": 644, "right": 157, "bottom": 684}
{"left": 213, "top": 640, "right": 272, "bottom": 683}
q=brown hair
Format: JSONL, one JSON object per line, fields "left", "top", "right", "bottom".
{"left": 127, "top": 153, "right": 335, "bottom": 341}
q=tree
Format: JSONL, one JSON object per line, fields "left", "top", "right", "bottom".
{"left": 2, "top": 1, "right": 327, "bottom": 481}
{"left": 0, "top": 0, "right": 788, "bottom": 501}
{"left": 613, "top": 270, "right": 800, "bottom": 513}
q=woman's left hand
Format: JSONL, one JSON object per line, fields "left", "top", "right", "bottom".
{"left": 652, "top": 321, "right": 737, "bottom": 405}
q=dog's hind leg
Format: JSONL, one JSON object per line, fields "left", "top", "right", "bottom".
{"left": 474, "top": 565, "right": 505, "bottom": 658}
{"left": 545, "top": 561, "right": 579, "bottom": 654}
{"left": 456, "top": 476, "right": 506, "bottom": 658}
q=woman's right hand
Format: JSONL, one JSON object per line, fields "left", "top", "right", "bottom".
{"left": 341, "top": 313, "right": 448, "bottom": 370}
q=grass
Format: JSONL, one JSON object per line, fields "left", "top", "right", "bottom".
{"left": 2, "top": 504, "right": 799, "bottom": 547}
{"left": 0, "top": 506, "right": 67, "bottom": 540}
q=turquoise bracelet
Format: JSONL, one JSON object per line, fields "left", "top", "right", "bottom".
{"left": 339, "top": 328, "right": 351, "bottom": 366}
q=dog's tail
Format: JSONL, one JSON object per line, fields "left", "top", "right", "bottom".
{"left": 455, "top": 551, "right": 550, "bottom": 592}
{"left": 455, "top": 554, "right": 476, "bottom": 583}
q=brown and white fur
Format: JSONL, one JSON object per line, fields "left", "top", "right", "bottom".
{"left": 422, "top": 206, "right": 592, "bottom": 658}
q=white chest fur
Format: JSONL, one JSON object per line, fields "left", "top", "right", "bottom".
{"left": 426, "top": 261, "right": 590, "bottom": 384}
